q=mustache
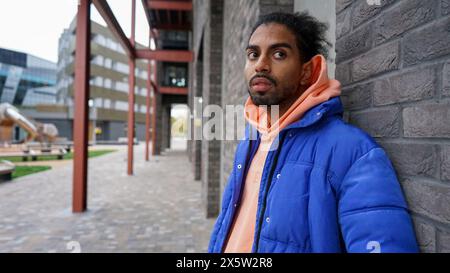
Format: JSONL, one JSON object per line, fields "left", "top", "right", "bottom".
{"left": 249, "top": 73, "right": 277, "bottom": 86}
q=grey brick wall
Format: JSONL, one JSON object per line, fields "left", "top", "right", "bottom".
{"left": 191, "top": 0, "right": 224, "bottom": 218}
{"left": 336, "top": 0, "right": 450, "bottom": 252}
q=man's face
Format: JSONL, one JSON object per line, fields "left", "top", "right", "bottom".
{"left": 245, "top": 23, "right": 305, "bottom": 107}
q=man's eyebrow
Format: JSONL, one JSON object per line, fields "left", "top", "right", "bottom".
{"left": 245, "top": 43, "right": 293, "bottom": 51}
{"left": 246, "top": 45, "right": 258, "bottom": 51}
{"left": 268, "top": 43, "right": 293, "bottom": 50}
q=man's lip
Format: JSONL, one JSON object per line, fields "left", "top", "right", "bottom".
{"left": 251, "top": 83, "right": 273, "bottom": 92}
{"left": 251, "top": 77, "right": 273, "bottom": 86}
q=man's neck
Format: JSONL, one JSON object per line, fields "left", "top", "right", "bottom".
{"left": 267, "top": 86, "right": 307, "bottom": 125}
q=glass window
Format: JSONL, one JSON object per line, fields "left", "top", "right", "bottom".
{"left": 104, "top": 78, "right": 112, "bottom": 89}
{"left": 115, "top": 101, "right": 128, "bottom": 111}
{"left": 104, "top": 58, "right": 112, "bottom": 69}
{"left": 104, "top": 99, "right": 111, "bottom": 109}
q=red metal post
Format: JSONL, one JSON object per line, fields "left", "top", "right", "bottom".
{"left": 127, "top": 0, "right": 136, "bottom": 175}
{"left": 151, "top": 56, "right": 158, "bottom": 156}
{"left": 145, "top": 32, "right": 152, "bottom": 161}
{"left": 72, "top": 0, "right": 91, "bottom": 213}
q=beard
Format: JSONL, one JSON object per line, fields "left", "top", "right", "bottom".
{"left": 248, "top": 84, "right": 299, "bottom": 107}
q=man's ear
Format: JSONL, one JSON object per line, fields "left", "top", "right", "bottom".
{"left": 299, "top": 60, "right": 313, "bottom": 86}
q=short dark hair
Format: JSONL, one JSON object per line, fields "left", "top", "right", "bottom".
{"left": 250, "top": 12, "right": 331, "bottom": 62}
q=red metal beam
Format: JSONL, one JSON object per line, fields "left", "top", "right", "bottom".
{"left": 127, "top": 0, "right": 136, "bottom": 175}
{"left": 135, "top": 49, "right": 194, "bottom": 62}
{"left": 92, "top": 0, "right": 135, "bottom": 58}
{"left": 73, "top": 0, "right": 91, "bottom": 213}
{"left": 159, "top": 87, "right": 188, "bottom": 95}
{"left": 141, "top": 0, "right": 152, "bottom": 28}
{"left": 147, "top": 0, "right": 193, "bottom": 11}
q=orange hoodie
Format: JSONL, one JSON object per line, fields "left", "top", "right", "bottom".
{"left": 224, "top": 55, "right": 341, "bottom": 253}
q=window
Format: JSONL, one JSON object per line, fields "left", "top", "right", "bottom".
{"left": 93, "top": 34, "right": 106, "bottom": 47}
{"left": 115, "top": 81, "right": 128, "bottom": 92}
{"left": 104, "top": 58, "right": 112, "bottom": 69}
{"left": 94, "top": 98, "right": 103, "bottom": 107}
{"left": 92, "top": 55, "right": 104, "bottom": 66}
{"left": 162, "top": 64, "right": 187, "bottom": 87}
{"left": 104, "top": 78, "right": 112, "bottom": 89}
{"left": 114, "top": 62, "right": 128, "bottom": 74}
{"left": 115, "top": 101, "right": 128, "bottom": 111}
{"left": 104, "top": 99, "right": 111, "bottom": 109}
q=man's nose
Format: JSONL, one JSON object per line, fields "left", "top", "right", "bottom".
{"left": 255, "top": 55, "right": 270, "bottom": 73}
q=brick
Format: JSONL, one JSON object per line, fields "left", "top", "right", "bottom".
{"left": 336, "top": 61, "right": 352, "bottom": 86}
{"left": 341, "top": 82, "right": 373, "bottom": 110}
{"left": 336, "top": 7, "right": 352, "bottom": 38}
{"left": 336, "top": 0, "right": 353, "bottom": 14}
{"left": 336, "top": 24, "right": 372, "bottom": 63}
{"left": 412, "top": 217, "right": 436, "bottom": 253}
{"left": 401, "top": 178, "right": 450, "bottom": 224}
{"left": 352, "top": 0, "right": 396, "bottom": 27}
{"left": 260, "top": 4, "right": 293, "bottom": 15}
{"left": 374, "top": 0, "right": 437, "bottom": 45}
{"left": 404, "top": 16, "right": 450, "bottom": 66}
{"left": 373, "top": 67, "right": 436, "bottom": 106}
{"left": 441, "top": 146, "right": 450, "bottom": 181}
{"left": 444, "top": 62, "right": 450, "bottom": 97}
{"left": 352, "top": 41, "right": 399, "bottom": 82}
{"left": 349, "top": 107, "right": 400, "bottom": 137}
{"left": 438, "top": 229, "right": 450, "bottom": 252}
{"left": 380, "top": 142, "right": 438, "bottom": 178}
{"left": 443, "top": 0, "right": 450, "bottom": 15}
{"left": 403, "top": 103, "right": 450, "bottom": 138}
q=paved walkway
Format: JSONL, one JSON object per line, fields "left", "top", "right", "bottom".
{"left": 0, "top": 140, "right": 215, "bottom": 253}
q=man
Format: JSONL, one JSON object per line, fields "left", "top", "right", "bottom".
{"left": 208, "top": 12, "right": 418, "bottom": 253}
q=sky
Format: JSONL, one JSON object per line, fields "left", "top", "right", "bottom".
{"left": 0, "top": 0, "right": 150, "bottom": 63}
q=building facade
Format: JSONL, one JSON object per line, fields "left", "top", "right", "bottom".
{"left": 0, "top": 48, "right": 57, "bottom": 107}
{"left": 57, "top": 19, "right": 153, "bottom": 141}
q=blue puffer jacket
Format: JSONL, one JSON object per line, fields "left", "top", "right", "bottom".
{"left": 208, "top": 97, "right": 418, "bottom": 253}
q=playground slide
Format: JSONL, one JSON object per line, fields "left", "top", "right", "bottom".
{"left": 0, "top": 103, "right": 38, "bottom": 140}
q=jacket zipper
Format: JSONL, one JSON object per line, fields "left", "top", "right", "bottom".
{"left": 254, "top": 132, "right": 287, "bottom": 252}
{"left": 220, "top": 136, "right": 259, "bottom": 252}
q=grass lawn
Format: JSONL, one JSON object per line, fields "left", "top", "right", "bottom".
{"left": 12, "top": 165, "right": 52, "bottom": 179}
{"left": 0, "top": 149, "right": 117, "bottom": 162}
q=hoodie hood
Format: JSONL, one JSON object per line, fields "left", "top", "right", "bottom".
{"left": 244, "top": 54, "right": 341, "bottom": 138}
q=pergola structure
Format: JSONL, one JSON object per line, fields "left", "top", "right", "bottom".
{"left": 73, "top": 0, "right": 193, "bottom": 213}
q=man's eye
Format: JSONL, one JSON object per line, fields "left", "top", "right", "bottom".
{"left": 274, "top": 51, "right": 286, "bottom": 59}
{"left": 247, "top": 52, "right": 258, "bottom": 60}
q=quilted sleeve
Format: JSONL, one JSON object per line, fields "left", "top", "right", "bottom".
{"left": 337, "top": 147, "right": 419, "bottom": 253}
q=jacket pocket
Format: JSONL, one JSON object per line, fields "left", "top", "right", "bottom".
{"left": 270, "top": 162, "right": 315, "bottom": 198}
{"left": 261, "top": 194, "right": 311, "bottom": 250}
